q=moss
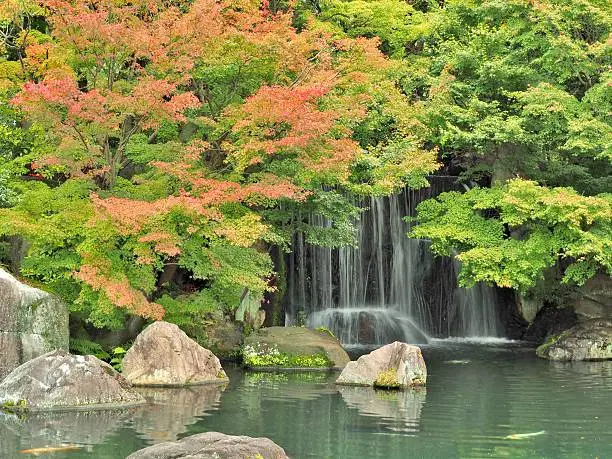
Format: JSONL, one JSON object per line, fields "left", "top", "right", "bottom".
{"left": 315, "top": 327, "right": 336, "bottom": 339}
{"left": 1, "top": 399, "right": 27, "bottom": 413}
{"left": 536, "top": 330, "right": 569, "bottom": 356}
{"left": 374, "top": 369, "right": 401, "bottom": 389}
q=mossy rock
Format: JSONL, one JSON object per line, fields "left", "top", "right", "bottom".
{"left": 536, "top": 319, "right": 612, "bottom": 361}
{"left": 243, "top": 327, "right": 350, "bottom": 370}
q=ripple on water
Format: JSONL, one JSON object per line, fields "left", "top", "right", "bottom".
{"left": 1, "top": 344, "right": 610, "bottom": 459}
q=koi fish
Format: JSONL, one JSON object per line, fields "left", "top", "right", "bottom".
{"left": 18, "top": 444, "right": 83, "bottom": 455}
{"left": 504, "top": 430, "right": 546, "bottom": 440}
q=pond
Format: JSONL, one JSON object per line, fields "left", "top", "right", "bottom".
{"left": 1, "top": 340, "right": 610, "bottom": 458}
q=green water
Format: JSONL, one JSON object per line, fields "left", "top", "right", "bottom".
{"left": 1, "top": 341, "right": 610, "bottom": 458}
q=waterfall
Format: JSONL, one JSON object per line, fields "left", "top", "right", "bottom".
{"left": 285, "top": 178, "right": 503, "bottom": 345}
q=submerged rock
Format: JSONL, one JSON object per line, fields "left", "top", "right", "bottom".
{"left": 336, "top": 341, "right": 427, "bottom": 388}
{"left": 122, "top": 321, "right": 228, "bottom": 386}
{"left": 536, "top": 319, "right": 612, "bottom": 361}
{"left": 243, "top": 326, "right": 350, "bottom": 370}
{"left": 126, "top": 432, "right": 289, "bottom": 459}
{"left": 0, "top": 350, "right": 145, "bottom": 411}
{"left": 0, "top": 269, "right": 69, "bottom": 380}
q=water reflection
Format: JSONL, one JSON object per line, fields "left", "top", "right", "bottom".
{"left": 132, "top": 385, "right": 226, "bottom": 443}
{"left": 242, "top": 371, "right": 335, "bottom": 401}
{"left": 0, "top": 408, "right": 135, "bottom": 457}
{"left": 338, "top": 386, "right": 426, "bottom": 433}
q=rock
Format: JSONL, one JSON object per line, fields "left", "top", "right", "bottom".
{"left": 126, "top": 432, "right": 289, "bottom": 459}
{"left": 244, "top": 326, "right": 350, "bottom": 370}
{"left": 0, "top": 269, "right": 69, "bottom": 380}
{"left": 570, "top": 274, "right": 612, "bottom": 320}
{"left": 522, "top": 304, "right": 578, "bottom": 344}
{"left": 202, "top": 314, "right": 244, "bottom": 360}
{"left": 122, "top": 321, "right": 228, "bottom": 386}
{"left": 0, "top": 349, "right": 145, "bottom": 411}
{"left": 336, "top": 341, "right": 427, "bottom": 388}
{"left": 536, "top": 318, "right": 612, "bottom": 361}
{"left": 517, "top": 294, "right": 542, "bottom": 323}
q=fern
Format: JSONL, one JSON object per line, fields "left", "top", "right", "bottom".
{"left": 69, "top": 338, "right": 110, "bottom": 360}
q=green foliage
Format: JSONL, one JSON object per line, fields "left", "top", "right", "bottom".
{"left": 410, "top": 179, "right": 612, "bottom": 291}
{"left": 110, "top": 346, "right": 127, "bottom": 372}
{"left": 1, "top": 0, "right": 609, "bottom": 334}
{"left": 69, "top": 338, "right": 110, "bottom": 360}
{"left": 323, "top": 0, "right": 611, "bottom": 193}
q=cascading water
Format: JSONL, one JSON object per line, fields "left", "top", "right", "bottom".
{"left": 285, "top": 177, "right": 503, "bottom": 346}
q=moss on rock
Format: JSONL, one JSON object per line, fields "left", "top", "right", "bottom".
{"left": 374, "top": 369, "right": 401, "bottom": 389}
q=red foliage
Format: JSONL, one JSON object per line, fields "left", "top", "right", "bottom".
{"left": 76, "top": 264, "right": 165, "bottom": 320}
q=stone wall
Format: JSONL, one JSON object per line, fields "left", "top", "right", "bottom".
{"left": 0, "top": 269, "right": 69, "bottom": 380}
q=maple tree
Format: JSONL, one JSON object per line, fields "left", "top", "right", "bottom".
{"left": 0, "top": 0, "right": 439, "bottom": 328}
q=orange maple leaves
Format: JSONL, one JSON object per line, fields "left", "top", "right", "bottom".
{"left": 230, "top": 84, "right": 362, "bottom": 174}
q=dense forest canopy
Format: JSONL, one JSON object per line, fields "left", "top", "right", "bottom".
{"left": 0, "top": 0, "right": 610, "bottom": 334}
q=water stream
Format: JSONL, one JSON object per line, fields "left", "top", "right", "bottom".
{"left": 286, "top": 179, "right": 503, "bottom": 345}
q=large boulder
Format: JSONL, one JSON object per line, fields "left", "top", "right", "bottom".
{"left": 0, "top": 350, "right": 145, "bottom": 411}
{"left": 570, "top": 274, "right": 612, "bottom": 320}
{"left": 122, "top": 321, "right": 228, "bottom": 386}
{"left": 536, "top": 318, "right": 612, "bottom": 361}
{"left": 0, "top": 269, "right": 69, "bottom": 380}
{"left": 243, "top": 326, "right": 350, "bottom": 370}
{"left": 336, "top": 342, "right": 427, "bottom": 388}
{"left": 126, "top": 432, "right": 289, "bottom": 459}
{"left": 523, "top": 304, "right": 578, "bottom": 344}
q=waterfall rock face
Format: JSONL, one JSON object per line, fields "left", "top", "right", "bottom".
{"left": 244, "top": 326, "right": 350, "bottom": 369}
{"left": 336, "top": 342, "right": 427, "bottom": 388}
{"left": 126, "top": 432, "right": 289, "bottom": 459}
{"left": 286, "top": 181, "right": 504, "bottom": 345}
{"left": 0, "top": 269, "right": 69, "bottom": 380}
{"left": 0, "top": 349, "right": 145, "bottom": 410}
{"left": 122, "top": 321, "right": 228, "bottom": 386}
{"left": 536, "top": 319, "right": 612, "bottom": 361}
{"left": 570, "top": 274, "right": 612, "bottom": 320}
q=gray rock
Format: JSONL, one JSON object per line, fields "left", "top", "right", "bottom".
{"left": 336, "top": 341, "right": 427, "bottom": 388}
{"left": 0, "top": 349, "right": 145, "bottom": 411}
{"left": 126, "top": 432, "right": 289, "bottom": 459}
{"left": 244, "top": 326, "right": 350, "bottom": 370}
{"left": 122, "top": 321, "right": 228, "bottom": 386}
{"left": 536, "top": 318, "right": 612, "bottom": 361}
{"left": 570, "top": 274, "right": 612, "bottom": 320}
{"left": 0, "top": 269, "right": 69, "bottom": 380}
{"left": 201, "top": 313, "right": 244, "bottom": 360}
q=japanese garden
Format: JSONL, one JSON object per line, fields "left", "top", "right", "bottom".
{"left": 0, "top": 0, "right": 610, "bottom": 457}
